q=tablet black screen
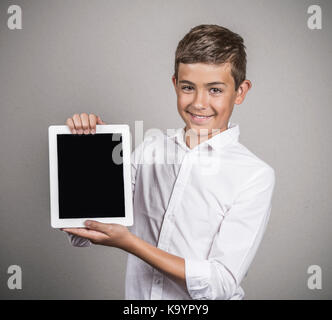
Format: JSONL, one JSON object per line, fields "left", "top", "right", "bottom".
{"left": 57, "top": 133, "right": 125, "bottom": 219}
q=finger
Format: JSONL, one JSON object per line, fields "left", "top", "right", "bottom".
{"left": 66, "top": 118, "right": 77, "bottom": 134}
{"left": 96, "top": 115, "right": 106, "bottom": 125}
{"left": 80, "top": 112, "right": 90, "bottom": 135}
{"left": 84, "top": 220, "right": 111, "bottom": 235}
{"left": 89, "top": 114, "right": 97, "bottom": 134}
{"left": 73, "top": 113, "right": 83, "bottom": 134}
{"left": 62, "top": 227, "right": 87, "bottom": 234}
{"left": 63, "top": 228, "right": 106, "bottom": 240}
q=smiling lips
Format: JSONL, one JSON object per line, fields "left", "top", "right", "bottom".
{"left": 187, "top": 111, "right": 214, "bottom": 123}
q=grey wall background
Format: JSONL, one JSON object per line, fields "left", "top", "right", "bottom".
{"left": 0, "top": 0, "right": 331, "bottom": 299}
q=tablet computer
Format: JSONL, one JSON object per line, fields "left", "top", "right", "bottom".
{"left": 48, "top": 124, "right": 133, "bottom": 228}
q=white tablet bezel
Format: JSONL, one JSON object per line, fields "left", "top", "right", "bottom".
{"left": 48, "top": 124, "right": 133, "bottom": 228}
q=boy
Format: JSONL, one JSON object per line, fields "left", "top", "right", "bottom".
{"left": 62, "top": 24, "right": 276, "bottom": 300}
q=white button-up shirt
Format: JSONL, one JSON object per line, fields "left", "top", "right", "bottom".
{"left": 67, "top": 121, "right": 276, "bottom": 300}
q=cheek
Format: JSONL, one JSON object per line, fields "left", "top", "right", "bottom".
{"left": 177, "top": 94, "right": 191, "bottom": 108}
{"left": 210, "top": 99, "right": 225, "bottom": 115}
{"left": 211, "top": 95, "right": 233, "bottom": 113}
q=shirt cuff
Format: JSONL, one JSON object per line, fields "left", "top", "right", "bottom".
{"left": 185, "top": 258, "right": 211, "bottom": 299}
{"left": 64, "top": 231, "right": 91, "bottom": 247}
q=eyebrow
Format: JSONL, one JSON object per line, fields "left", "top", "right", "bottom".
{"left": 179, "top": 80, "right": 227, "bottom": 87}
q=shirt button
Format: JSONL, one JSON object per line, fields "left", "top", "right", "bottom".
{"left": 155, "top": 278, "right": 161, "bottom": 284}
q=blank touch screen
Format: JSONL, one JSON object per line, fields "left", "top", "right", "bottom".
{"left": 57, "top": 133, "right": 125, "bottom": 219}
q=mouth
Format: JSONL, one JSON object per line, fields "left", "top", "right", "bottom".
{"left": 186, "top": 111, "right": 215, "bottom": 124}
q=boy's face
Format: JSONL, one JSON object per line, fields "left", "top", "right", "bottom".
{"left": 172, "top": 62, "right": 251, "bottom": 140}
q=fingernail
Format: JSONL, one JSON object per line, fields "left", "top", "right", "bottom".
{"left": 72, "top": 129, "right": 77, "bottom": 134}
{"left": 91, "top": 129, "right": 95, "bottom": 134}
{"left": 78, "top": 129, "right": 83, "bottom": 135}
{"left": 85, "top": 220, "right": 91, "bottom": 226}
{"left": 84, "top": 129, "right": 89, "bottom": 135}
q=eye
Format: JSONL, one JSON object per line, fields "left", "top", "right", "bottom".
{"left": 210, "top": 88, "right": 223, "bottom": 94}
{"left": 181, "top": 85, "right": 194, "bottom": 92}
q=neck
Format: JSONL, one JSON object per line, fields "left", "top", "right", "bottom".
{"left": 184, "top": 125, "right": 228, "bottom": 149}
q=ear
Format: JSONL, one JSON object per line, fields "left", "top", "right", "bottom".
{"left": 234, "top": 80, "right": 252, "bottom": 105}
{"left": 171, "top": 75, "right": 177, "bottom": 91}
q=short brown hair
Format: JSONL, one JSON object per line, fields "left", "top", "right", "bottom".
{"left": 174, "top": 24, "right": 247, "bottom": 91}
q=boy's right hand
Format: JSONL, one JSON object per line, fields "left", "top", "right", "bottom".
{"left": 66, "top": 113, "right": 106, "bottom": 134}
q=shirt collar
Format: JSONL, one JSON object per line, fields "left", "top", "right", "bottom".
{"left": 167, "top": 120, "right": 240, "bottom": 152}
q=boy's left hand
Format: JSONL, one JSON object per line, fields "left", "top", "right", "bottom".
{"left": 62, "top": 220, "right": 133, "bottom": 250}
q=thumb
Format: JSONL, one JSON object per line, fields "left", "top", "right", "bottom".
{"left": 85, "top": 220, "right": 110, "bottom": 234}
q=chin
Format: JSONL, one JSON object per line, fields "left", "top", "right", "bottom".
{"left": 187, "top": 124, "right": 213, "bottom": 135}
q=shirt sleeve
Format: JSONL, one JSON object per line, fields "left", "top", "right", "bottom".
{"left": 131, "top": 143, "right": 139, "bottom": 195}
{"left": 184, "top": 166, "right": 276, "bottom": 300}
{"left": 130, "top": 137, "right": 149, "bottom": 194}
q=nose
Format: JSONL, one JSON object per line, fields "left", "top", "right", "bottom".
{"left": 192, "top": 89, "right": 208, "bottom": 110}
